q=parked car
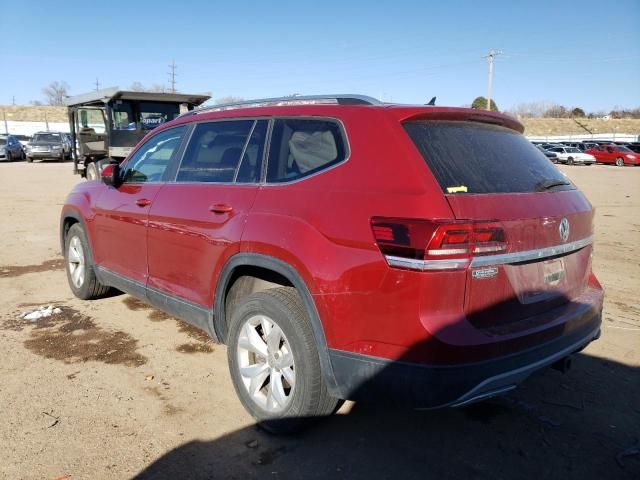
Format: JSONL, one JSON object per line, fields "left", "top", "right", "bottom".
{"left": 546, "top": 146, "right": 596, "bottom": 165}
{"left": 562, "top": 142, "right": 588, "bottom": 151}
{"left": 26, "top": 131, "right": 72, "bottom": 162}
{"left": 585, "top": 144, "right": 640, "bottom": 166}
{"left": 536, "top": 144, "right": 558, "bottom": 162}
{"left": 60, "top": 95, "right": 603, "bottom": 433}
{"left": 0, "top": 135, "right": 26, "bottom": 161}
{"left": 13, "top": 134, "right": 32, "bottom": 153}
{"left": 612, "top": 141, "right": 640, "bottom": 154}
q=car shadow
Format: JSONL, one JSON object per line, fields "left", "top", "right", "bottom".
{"left": 132, "top": 348, "right": 639, "bottom": 479}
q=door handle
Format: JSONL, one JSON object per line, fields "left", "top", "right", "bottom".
{"left": 136, "top": 198, "right": 152, "bottom": 207}
{"left": 209, "top": 203, "right": 233, "bottom": 214}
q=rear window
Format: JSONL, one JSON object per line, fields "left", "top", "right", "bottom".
{"left": 32, "top": 133, "right": 62, "bottom": 142}
{"left": 404, "top": 121, "right": 574, "bottom": 194}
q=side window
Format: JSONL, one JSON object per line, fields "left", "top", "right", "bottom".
{"left": 236, "top": 120, "right": 268, "bottom": 183}
{"left": 112, "top": 102, "right": 134, "bottom": 130}
{"left": 122, "top": 126, "right": 186, "bottom": 184}
{"left": 266, "top": 119, "right": 347, "bottom": 183}
{"left": 606, "top": 146, "right": 614, "bottom": 153}
{"left": 177, "top": 120, "right": 254, "bottom": 183}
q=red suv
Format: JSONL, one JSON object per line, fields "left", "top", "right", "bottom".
{"left": 60, "top": 95, "right": 603, "bottom": 432}
{"left": 585, "top": 144, "right": 640, "bottom": 166}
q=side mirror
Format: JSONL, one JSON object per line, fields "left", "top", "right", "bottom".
{"left": 101, "top": 163, "right": 122, "bottom": 187}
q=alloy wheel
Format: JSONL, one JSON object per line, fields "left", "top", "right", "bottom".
{"left": 67, "top": 236, "right": 86, "bottom": 288}
{"left": 236, "top": 314, "right": 295, "bottom": 413}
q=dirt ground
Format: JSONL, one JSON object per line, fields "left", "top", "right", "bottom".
{"left": 0, "top": 161, "right": 638, "bottom": 480}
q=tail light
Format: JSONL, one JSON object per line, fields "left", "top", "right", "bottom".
{"left": 371, "top": 217, "right": 508, "bottom": 271}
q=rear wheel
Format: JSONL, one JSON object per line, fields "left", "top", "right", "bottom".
{"left": 85, "top": 162, "right": 98, "bottom": 180}
{"left": 615, "top": 157, "right": 624, "bottom": 167}
{"left": 227, "top": 287, "right": 339, "bottom": 434}
{"left": 64, "top": 223, "right": 110, "bottom": 300}
{"left": 26, "top": 156, "right": 33, "bottom": 163}
{"left": 567, "top": 157, "right": 574, "bottom": 165}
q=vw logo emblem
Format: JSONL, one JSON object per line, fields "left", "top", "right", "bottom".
{"left": 559, "top": 218, "right": 570, "bottom": 242}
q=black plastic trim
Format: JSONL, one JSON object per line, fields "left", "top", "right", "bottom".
{"left": 95, "top": 266, "right": 217, "bottom": 341}
{"left": 328, "top": 311, "right": 602, "bottom": 408}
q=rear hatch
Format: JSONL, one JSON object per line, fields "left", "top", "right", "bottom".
{"left": 404, "top": 120, "right": 594, "bottom": 332}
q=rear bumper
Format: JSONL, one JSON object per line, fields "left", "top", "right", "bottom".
{"left": 329, "top": 307, "right": 601, "bottom": 408}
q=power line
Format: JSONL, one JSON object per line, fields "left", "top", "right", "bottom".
{"left": 168, "top": 60, "right": 177, "bottom": 93}
{"left": 484, "top": 49, "right": 503, "bottom": 110}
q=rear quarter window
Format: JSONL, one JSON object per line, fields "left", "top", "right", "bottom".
{"left": 404, "top": 121, "right": 574, "bottom": 194}
{"left": 266, "top": 118, "right": 347, "bottom": 183}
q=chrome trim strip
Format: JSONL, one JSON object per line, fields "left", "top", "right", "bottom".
{"left": 385, "top": 256, "right": 468, "bottom": 271}
{"left": 470, "top": 235, "right": 593, "bottom": 267}
{"left": 385, "top": 235, "right": 592, "bottom": 271}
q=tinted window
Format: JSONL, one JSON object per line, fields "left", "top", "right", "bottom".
{"left": 266, "top": 119, "right": 346, "bottom": 183}
{"left": 112, "top": 102, "right": 134, "bottom": 130}
{"left": 139, "top": 102, "right": 180, "bottom": 130}
{"left": 177, "top": 120, "right": 254, "bottom": 183}
{"left": 122, "top": 126, "right": 186, "bottom": 183}
{"left": 236, "top": 120, "right": 268, "bottom": 183}
{"left": 404, "top": 121, "right": 574, "bottom": 194}
{"left": 32, "top": 133, "right": 62, "bottom": 142}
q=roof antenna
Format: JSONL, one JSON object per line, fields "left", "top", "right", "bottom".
{"left": 426, "top": 96, "right": 436, "bottom": 106}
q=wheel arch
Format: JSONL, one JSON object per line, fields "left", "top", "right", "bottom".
{"left": 214, "top": 253, "right": 340, "bottom": 395}
{"left": 60, "top": 210, "right": 93, "bottom": 257}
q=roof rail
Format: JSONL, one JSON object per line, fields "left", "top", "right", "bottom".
{"left": 180, "top": 94, "right": 381, "bottom": 117}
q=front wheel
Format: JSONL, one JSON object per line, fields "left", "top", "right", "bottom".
{"left": 567, "top": 157, "right": 574, "bottom": 165}
{"left": 26, "top": 156, "right": 33, "bottom": 163}
{"left": 6, "top": 151, "right": 12, "bottom": 162}
{"left": 227, "top": 287, "right": 339, "bottom": 434}
{"left": 615, "top": 157, "right": 624, "bottom": 167}
{"left": 64, "top": 223, "right": 111, "bottom": 300}
{"left": 85, "top": 162, "right": 98, "bottom": 180}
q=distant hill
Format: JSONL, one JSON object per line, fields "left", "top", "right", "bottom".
{"left": 521, "top": 117, "right": 640, "bottom": 137}
{"left": 1, "top": 105, "right": 67, "bottom": 123}
{"left": 2, "top": 105, "right": 639, "bottom": 138}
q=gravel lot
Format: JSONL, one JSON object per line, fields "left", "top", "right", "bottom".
{"left": 1, "top": 161, "right": 638, "bottom": 480}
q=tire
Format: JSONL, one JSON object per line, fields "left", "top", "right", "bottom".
{"left": 85, "top": 162, "right": 98, "bottom": 180}
{"left": 64, "top": 223, "right": 111, "bottom": 300}
{"left": 27, "top": 156, "right": 33, "bottom": 163}
{"left": 567, "top": 157, "right": 574, "bottom": 165}
{"left": 227, "top": 287, "right": 339, "bottom": 434}
{"left": 615, "top": 157, "right": 624, "bottom": 167}
{"left": 6, "top": 151, "right": 12, "bottom": 162}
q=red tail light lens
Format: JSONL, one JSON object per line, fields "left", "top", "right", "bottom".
{"left": 371, "top": 217, "right": 508, "bottom": 270}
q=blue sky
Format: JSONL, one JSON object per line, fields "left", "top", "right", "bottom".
{"left": 1, "top": 0, "right": 639, "bottom": 112}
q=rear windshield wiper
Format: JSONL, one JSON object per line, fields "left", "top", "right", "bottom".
{"left": 535, "top": 178, "right": 571, "bottom": 191}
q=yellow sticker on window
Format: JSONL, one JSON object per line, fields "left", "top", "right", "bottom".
{"left": 446, "top": 185, "right": 468, "bottom": 193}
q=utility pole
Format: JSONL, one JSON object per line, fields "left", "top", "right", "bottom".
{"left": 168, "top": 60, "right": 177, "bottom": 93}
{"left": 12, "top": 96, "right": 16, "bottom": 106}
{"left": 484, "top": 49, "right": 502, "bottom": 111}
{"left": 94, "top": 78, "right": 101, "bottom": 91}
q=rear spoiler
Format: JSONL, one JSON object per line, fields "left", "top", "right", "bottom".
{"left": 397, "top": 108, "right": 525, "bottom": 134}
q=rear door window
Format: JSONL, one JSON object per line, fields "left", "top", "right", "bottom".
{"left": 266, "top": 118, "right": 347, "bottom": 183}
{"left": 176, "top": 120, "right": 254, "bottom": 183}
{"left": 404, "top": 121, "right": 574, "bottom": 194}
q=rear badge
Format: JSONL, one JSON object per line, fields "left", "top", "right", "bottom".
{"left": 559, "top": 218, "right": 570, "bottom": 242}
{"left": 472, "top": 267, "right": 498, "bottom": 280}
